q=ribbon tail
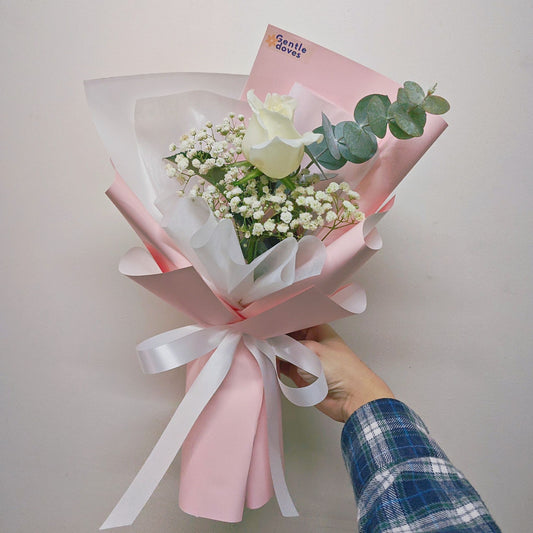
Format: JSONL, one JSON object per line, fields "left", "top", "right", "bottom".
{"left": 100, "top": 332, "right": 241, "bottom": 530}
{"left": 244, "top": 336, "right": 298, "bottom": 517}
{"left": 261, "top": 335, "right": 328, "bottom": 407}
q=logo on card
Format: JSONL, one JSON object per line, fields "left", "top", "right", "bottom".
{"left": 265, "top": 33, "right": 309, "bottom": 59}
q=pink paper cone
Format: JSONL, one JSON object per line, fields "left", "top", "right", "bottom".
{"left": 179, "top": 342, "right": 273, "bottom": 521}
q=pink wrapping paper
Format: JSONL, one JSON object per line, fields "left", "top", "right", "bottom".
{"left": 87, "top": 26, "right": 448, "bottom": 528}
{"left": 102, "top": 171, "right": 378, "bottom": 527}
{"left": 245, "top": 25, "right": 447, "bottom": 220}
{"left": 179, "top": 344, "right": 272, "bottom": 520}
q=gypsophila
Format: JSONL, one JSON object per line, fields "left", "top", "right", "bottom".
{"left": 165, "top": 111, "right": 364, "bottom": 262}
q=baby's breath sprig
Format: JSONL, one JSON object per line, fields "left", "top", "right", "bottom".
{"left": 166, "top": 114, "right": 365, "bottom": 263}
{"left": 165, "top": 113, "right": 247, "bottom": 185}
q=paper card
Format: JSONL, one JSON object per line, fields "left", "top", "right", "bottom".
{"left": 243, "top": 25, "right": 400, "bottom": 111}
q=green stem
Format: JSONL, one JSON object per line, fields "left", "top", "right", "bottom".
{"left": 228, "top": 160, "right": 252, "bottom": 168}
{"left": 321, "top": 226, "right": 337, "bottom": 241}
{"left": 321, "top": 222, "right": 358, "bottom": 241}
{"left": 304, "top": 147, "right": 329, "bottom": 180}
{"left": 304, "top": 146, "right": 328, "bottom": 170}
{"left": 235, "top": 168, "right": 263, "bottom": 187}
{"left": 280, "top": 177, "right": 296, "bottom": 191}
{"left": 245, "top": 236, "right": 258, "bottom": 263}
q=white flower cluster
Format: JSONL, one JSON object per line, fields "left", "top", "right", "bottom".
{"left": 166, "top": 113, "right": 246, "bottom": 183}
{"left": 165, "top": 112, "right": 365, "bottom": 260}
{"left": 187, "top": 173, "right": 364, "bottom": 241}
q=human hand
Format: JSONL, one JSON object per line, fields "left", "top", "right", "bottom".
{"left": 280, "top": 324, "right": 394, "bottom": 422}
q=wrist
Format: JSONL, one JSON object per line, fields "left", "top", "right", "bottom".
{"left": 341, "top": 396, "right": 362, "bottom": 422}
{"left": 341, "top": 392, "right": 396, "bottom": 423}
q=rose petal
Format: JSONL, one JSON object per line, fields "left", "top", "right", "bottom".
{"left": 247, "top": 136, "right": 305, "bottom": 178}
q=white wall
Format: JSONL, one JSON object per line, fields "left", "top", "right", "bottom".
{"left": 1, "top": 1, "right": 531, "bottom": 531}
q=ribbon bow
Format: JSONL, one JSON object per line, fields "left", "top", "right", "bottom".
{"left": 100, "top": 280, "right": 365, "bottom": 529}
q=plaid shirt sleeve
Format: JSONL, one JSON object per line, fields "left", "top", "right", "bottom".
{"left": 341, "top": 398, "right": 500, "bottom": 532}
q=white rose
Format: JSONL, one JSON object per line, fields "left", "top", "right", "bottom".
{"left": 241, "top": 90, "right": 323, "bottom": 179}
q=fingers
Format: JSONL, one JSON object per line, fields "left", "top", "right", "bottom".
{"left": 289, "top": 324, "right": 342, "bottom": 346}
{"left": 303, "top": 324, "right": 340, "bottom": 343}
{"left": 296, "top": 367, "right": 316, "bottom": 384}
{"left": 278, "top": 359, "right": 310, "bottom": 388}
{"left": 288, "top": 328, "right": 310, "bottom": 341}
{"left": 300, "top": 339, "right": 328, "bottom": 361}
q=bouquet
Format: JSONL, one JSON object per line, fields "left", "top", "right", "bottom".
{"left": 85, "top": 25, "right": 449, "bottom": 529}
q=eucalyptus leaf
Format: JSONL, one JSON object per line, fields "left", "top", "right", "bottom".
{"left": 335, "top": 120, "right": 367, "bottom": 164}
{"left": 354, "top": 94, "right": 391, "bottom": 125}
{"left": 367, "top": 96, "right": 388, "bottom": 138}
{"left": 321, "top": 113, "right": 341, "bottom": 160}
{"left": 343, "top": 121, "right": 378, "bottom": 161}
{"left": 335, "top": 122, "right": 369, "bottom": 163}
{"left": 423, "top": 95, "right": 450, "bottom": 115}
{"left": 389, "top": 102, "right": 426, "bottom": 137}
{"left": 314, "top": 149, "right": 347, "bottom": 170}
{"left": 388, "top": 120, "right": 414, "bottom": 139}
{"left": 397, "top": 88, "right": 409, "bottom": 105}
{"left": 337, "top": 142, "right": 370, "bottom": 163}
{"left": 305, "top": 80, "right": 448, "bottom": 171}
{"left": 307, "top": 128, "right": 347, "bottom": 170}
{"left": 410, "top": 106, "right": 427, "bottom": 130}
{"left": 404, "top": 81, "right": 425, "bottom": 105}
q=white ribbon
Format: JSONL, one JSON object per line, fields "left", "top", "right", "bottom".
{"left": 100, "top": 324, "right": 327, "bottom": 530}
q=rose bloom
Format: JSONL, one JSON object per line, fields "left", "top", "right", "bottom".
{"left": 242, "top": 90, "right": 323, "bottom": 179}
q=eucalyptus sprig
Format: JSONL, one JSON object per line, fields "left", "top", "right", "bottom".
{"left": 306, "top": 81, "right": 450, "bottom": 170}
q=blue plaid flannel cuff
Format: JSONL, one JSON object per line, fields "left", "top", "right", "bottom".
{"left": 341, "top": 398, "right": 449, "bottom": 499}
{"left": 341, "top": 398, "right": 501, "bottom": 532}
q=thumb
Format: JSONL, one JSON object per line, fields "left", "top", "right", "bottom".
{"left": 296, "top": 367, "right": 316, "bottom": 384}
